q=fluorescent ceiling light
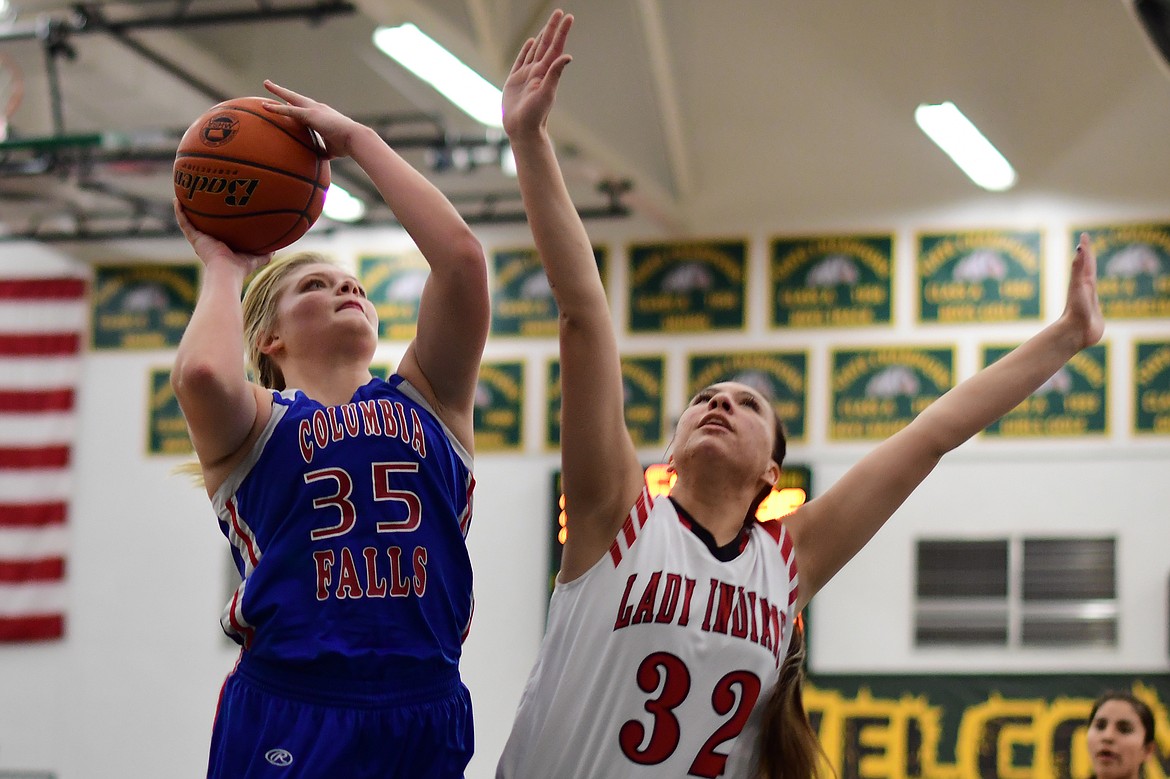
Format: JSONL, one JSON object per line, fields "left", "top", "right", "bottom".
{"left": 322, "top": 184, "right": 366, "bottom": 223}
{"left": 914, "top": 101, "right": 1017, "bottom": 192}
{"left": 373, "top": 23, "right": 503, "bottom": 129}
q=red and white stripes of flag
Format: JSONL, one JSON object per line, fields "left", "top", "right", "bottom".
{"left": 0, "top": 277, "right": 87, "bottom": 641}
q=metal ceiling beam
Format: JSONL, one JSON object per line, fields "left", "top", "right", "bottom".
{"left": 0, "top": 1, "right": 357, "bottom": 41}
{"left": 635, "top": 0, "right": 693, "bottom": 200}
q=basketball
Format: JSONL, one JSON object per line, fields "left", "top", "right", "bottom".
{"left": 173, "top": 96, "right": 330, "bottom": 254}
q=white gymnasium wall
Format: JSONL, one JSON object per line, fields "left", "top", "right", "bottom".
{"left": 0, "top": 190, "right": 1167, "bottom": 778}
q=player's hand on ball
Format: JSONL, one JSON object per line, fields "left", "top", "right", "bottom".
{"left": 174, "top": 200, "right": 272, "bottom": 274}
{"left": 262, "top": 80, "right": 360, "bottom": 160}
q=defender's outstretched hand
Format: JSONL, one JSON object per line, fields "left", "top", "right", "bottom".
{"left": 261, "top": 79, "right": 361, "bottom": 159}
{"left": 503, "top": 10, "right": 574, "bottom": 140}
{"left": 1064, "top": 232, "right": 1105, "bottom": 351}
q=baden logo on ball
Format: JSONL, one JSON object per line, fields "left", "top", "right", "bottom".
{"left": 174, "top": 96, "right": 331, "bottom": 254}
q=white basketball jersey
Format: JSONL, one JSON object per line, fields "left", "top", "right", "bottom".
{"left": 497, "top": 487, "right": 799, "bottom": 779}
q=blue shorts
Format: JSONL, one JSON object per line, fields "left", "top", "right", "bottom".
{"left": 207, "top": 655, "right": 474, "bottom": 779}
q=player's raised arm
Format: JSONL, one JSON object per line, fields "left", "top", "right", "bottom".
{"left": 262, "top": 80, "right": 489, "bottom": 452}
{"left": 785, "top": 233, "right": 1105, "bottom": 609}
{"left": 171, "top": 203, "right": 273, "bottom": 491}
{"left": 503, "top": 11, "right": 645, "bottom": 580}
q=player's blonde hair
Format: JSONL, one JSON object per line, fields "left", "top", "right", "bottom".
{"left": 242, "top": 251, "right": 337, "bottom": 390}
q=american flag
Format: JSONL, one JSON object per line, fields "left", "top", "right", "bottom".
{"left": 0, "top": 276, "right": 87, "bottom": 642}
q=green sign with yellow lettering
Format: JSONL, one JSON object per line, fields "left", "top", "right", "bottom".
{"left": 147, "top": 367, "right": 192, "bottom": 455}
{"left": 830, "top": 347, "right": 955, "bottom": 440}
{"left": 1135, "top": 340, "right": 1170, "bottom": 435}
{"left": 491, "top": 246, "right": 608, "bottom": 337}
{"left": 358, "top": 252, "right": 428, "bottom": 342}
{"left": 628, "top": 239, "right": 746, "bottom": 333}
{"left": 473, "top": 360, "right": 524, "bottom": 452}
{"left": 805, "top": 674, "right": 1169, "bottom": 779}
{"left": 91, "top": 263, "right": 199, "bottom": 350}
{"left": 981, "top": 344, "right": 1108, "bottom": 437}
{"left": 917, "top": 230, "right": 1043, "bottom": 324}
{"left": 770, "top": 234, "right": 893, "bottom": 328}
{"left": 1076, "top": 223, "right": 1170, "bottom": 319}
{"left": 545, "top": 356, "right": 666, "bottom": 448}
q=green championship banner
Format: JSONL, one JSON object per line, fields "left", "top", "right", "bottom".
{"left": 545, "top": 356, "right": 666, "bottom": 448}
{"left": 620, "top": 355, "right": 666, "bottom": 447}
{"left": 830, "top": 347, "right": 954, "bottom": 440}
{"left": 686, "top": 351, "right": 808, "bottom": 442}
{"left": 473, "top": 360, "right": 524, "bottom": 452}
{"left": 770, "top": 234, "right": 893, "bottom": 328}
{"left": 91, "top": 263, "right": 199, "bottom": 350}
{"left": 1135, "top": 340, "right": 1170, "bottom": 435}
{"left": 982, "top": 344, "right": 1108, "bottom": 437}
{"left": 358, "top": 252, "right": 428, "bottom": 342}
{"left": 627, "top": 239, "right": 746, "bottom": 333}
{"left": 1077, "top": 223, "right": 1170, "bottom": 319}
{"left": 805, "top": 673, "right": 1170, "bottom": 779}
{"left": 917, "top": 230, "right": 1043, "bottom": 324}
{"left": 146, "top": 367, "right": 192, "bottom": 455}
{"left": 491, "top": 246, "right": 608, "bottom": 337}
{"left": 545, "top": 359, "right": 563, "bottom": 450}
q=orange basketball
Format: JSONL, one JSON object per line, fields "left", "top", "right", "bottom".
{"left": 173, "top": 97, "right": 330, "bottom": 254}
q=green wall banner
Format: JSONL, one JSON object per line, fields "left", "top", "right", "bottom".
{"left": 981, "top": 344, "right": 1108, "bottom": 437}
{"left": 1077, "top": 223, "right": 1170, "bottom": 319}
{"left": 770, "top": 234, "right": 893, "bottom": 328}
{"left": 358, "top": 252, "right": 427, "bottom": 342}
{"left": 146, "top": 367, "right": 192, "bottom": 455}
{"left": 473, "top": 360, "right": 525, "bottom": 452}
{"left": 545, "top": 356, "right": 666, "bottom": 449}
{"left": 1135, "top": 340, "right": 1170, "bottom": 435}
{"left": 628, "top": 239, "right": 746, "bottom": 333}
{"left": 91, "top": 263, "right": 198, "bottom": 350}
{"left": 491, "top": 246, "right": 608, "bottom": 337}
{"left": 830, "top": 347, "right": 954, "bottom": 440}
{"left": 805, "top": 673, "right": 1169, "bottom": 779}
{"left": 917, "top": 230, "right": 1043, "bottom": 324}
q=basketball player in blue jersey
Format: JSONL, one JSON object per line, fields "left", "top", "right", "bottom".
{"left": 172, "top": 80, "right": 489, "bottom": 778}
{"left": 498, "top": 12, "right": 1105, "bottom": 778}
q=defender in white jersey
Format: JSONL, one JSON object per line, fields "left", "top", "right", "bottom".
{"left": 500, "top": 11, "right": 1104, "bottom": 779}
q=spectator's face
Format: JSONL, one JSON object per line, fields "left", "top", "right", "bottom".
{"left": 1087, "top": 699, "right": 1153, "bottom": 779}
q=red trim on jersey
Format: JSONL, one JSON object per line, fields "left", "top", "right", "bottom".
{"left": 226, "top": 498, "right": 260, "bottom": 568}
{"left": 0, "top": 502, "right": 67, "bottom": 526}
{"left": 0, "top": 389, "right": 74, "bottom": 413}
{"left": 608, "top": 486, "right": 654, "bottom": 568}
{"left": 226, "top": 589, "right": 255, "bottom": 648}
{"left": 459, "top": 476, "right": 475, "bottom": 536}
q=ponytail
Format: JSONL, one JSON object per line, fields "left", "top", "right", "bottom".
{"left": 754, "top": 616, "right": 833, "bottom": 779}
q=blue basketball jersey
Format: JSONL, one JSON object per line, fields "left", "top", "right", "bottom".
{"left": 210, "top": 375, "right": 475, "bottom": 684}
